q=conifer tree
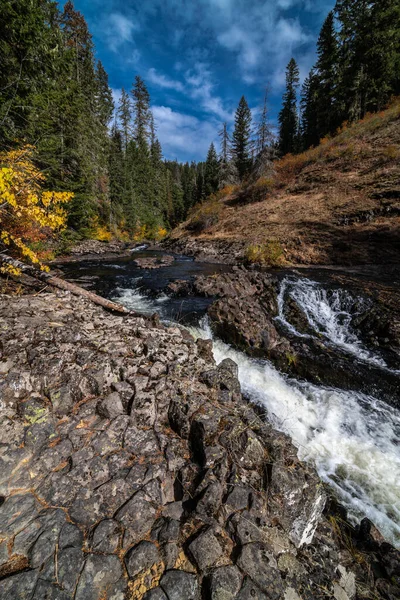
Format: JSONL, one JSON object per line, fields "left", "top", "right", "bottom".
{"left": 278, "top": 58, "right": 300, "bottom": 156}
{"left": 256, "top": 88, "right": 273, "bottom": 153}
{"left": 218, "top": 123, "right": 238, "bottom": 188}
{"left": 118, "top": 89, "right": 132, "bottom": 152}
{"left": 232, "top": 96, "right": 252, "bottom": 180}
{"left": 204, "top": 143, "right": 219, "bottom": 197}
{"left": 132, "top": 76, "right": 151, "bottom": 144}
{"left": 301, "top": 70, "right": 320, "bottom": 149}
{"left": 314, "top": 12, "right": 339, "bottom": 137}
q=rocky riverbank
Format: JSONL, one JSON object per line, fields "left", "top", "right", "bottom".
{"left": 167, "top": 266, "right": 400, "bottom": 408}
{"left": 1, "top": 290, "right": 400, "bottom": 599}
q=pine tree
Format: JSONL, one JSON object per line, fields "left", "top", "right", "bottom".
{"left": 204, "top": 143, "right": 219, "bottom": 197}
{"left": 366, "top": 0, "right": 400, "bottom": 110}
{"left": 118, "top": 89, "right": 132, "bottom": 152}
{"left": 218, "top": 122, "right": 238, "bottom": 188}
{"left": 232, "top": 96, "right": 252, "bottom": 180}
{"left": 278, "top": 58, "right": 300, "bottom": 156}
{"left": 95, "top": 61, "right": 114, "bottom": 128}
{"left": 256, "top": 88, "right": 273, "bottom": 153}
{"left": 301, "top": 70, "right": 320, "bottom": 149}
{"left": 132, "top": 76, "right": 151, "bottom": 144}
{"left": 314, "top": 12, "right": 339, "bottom": 137}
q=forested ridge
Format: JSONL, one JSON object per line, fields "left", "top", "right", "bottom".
{"left": 0, "top": 0, "right": 399, "bottom": 257}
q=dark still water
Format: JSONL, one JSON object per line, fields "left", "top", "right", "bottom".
{"left": 59, "top": 250, "right": 231, "bottom": 324}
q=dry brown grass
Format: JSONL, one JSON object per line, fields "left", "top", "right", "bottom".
{"left": 173, "top": 99, "right": 400, "bottom": 265}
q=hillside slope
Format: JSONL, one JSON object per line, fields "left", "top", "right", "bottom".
{"left": 171, "top": 103, "right": 400, "bottom": 265}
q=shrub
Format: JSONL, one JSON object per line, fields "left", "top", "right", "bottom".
{"left": 274, "top": 153, "right": 311, "bottom": 185}
{"left": 0, "top": 145, "right": 73, "bottom": 274}
{"left": 187, "top": 197, "right": 222, "bottom": 233}
{"left": 245, "top": 241, "right": 285, "bottom": 266}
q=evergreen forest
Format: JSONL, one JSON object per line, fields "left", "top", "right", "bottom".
{"left": 1, "top": 0, "right": 399, "bottom": 242}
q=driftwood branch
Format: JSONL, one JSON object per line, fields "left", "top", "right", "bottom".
{"left": 0, "top": 253, "right": 135, "bottom": 316}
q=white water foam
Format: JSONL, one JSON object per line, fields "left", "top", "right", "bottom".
{"left": 130, "top": 244, "right": 148, "bottom": 252}
{"left": 191, "top": 318, "right": 400, "bottom": 548}
{"left": 277, "top": 277, "right": 387, "bottom": 368}
{"left": 112, "top": 287, "right": 156, "bottom": 314}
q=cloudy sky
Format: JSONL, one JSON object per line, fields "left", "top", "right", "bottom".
{"left": 66, "top": 0, "right": 335, "bottom": 161}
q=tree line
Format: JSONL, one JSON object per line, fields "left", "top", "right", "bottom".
{"left": 279, "top": 0, "right": 400, "bottom": 155}
{"left": 1, "top": 0, "right": 399, "bottom": 241}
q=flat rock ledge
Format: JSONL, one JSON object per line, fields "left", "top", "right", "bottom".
{"left": 0, "top": 292, "right": 399, "bottom": 600}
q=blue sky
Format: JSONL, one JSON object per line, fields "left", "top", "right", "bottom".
{"left": 65, "top": 0, "right": 335, "bottom": 162}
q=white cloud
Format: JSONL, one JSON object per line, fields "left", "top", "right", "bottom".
{"left": 152, "top": 105, "right": 219, "bottom": 160}
{"left": 103, "top": 13, "right": 138, "bottom": 52}
{"left": 148, "top": 63, "right": 233, "bottom": 122}
{"left": 147, "top": 68, "right": 184, "bottom": 92}
{"left": 184, "top": 63, "right": 234, "bottom": 122}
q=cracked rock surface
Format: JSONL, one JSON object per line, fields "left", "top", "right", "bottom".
{"left": 0, "top": 291, "right": 399, "bottom": 599}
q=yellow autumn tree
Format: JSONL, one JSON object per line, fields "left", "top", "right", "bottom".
{"left": 0, "top": 145, "right": 73, "bottom": 275}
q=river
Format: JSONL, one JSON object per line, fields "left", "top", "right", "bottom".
{"left": 60, "top": 250, "right": 400, "bottom": 549}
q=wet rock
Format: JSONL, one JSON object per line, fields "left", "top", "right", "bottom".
{"left": 189, "top": 528, "right": 224, "bottom": 571}
{"left": 160, "top": 570, "right": 200, "bottom": 600}
{"left": 133, "top": 255, "right": 174, "bottom": 269}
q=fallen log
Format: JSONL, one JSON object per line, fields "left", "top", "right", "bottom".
{"left": 0, "top": 253, "right": 134, "bottom": 316}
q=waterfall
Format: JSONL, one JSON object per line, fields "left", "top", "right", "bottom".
{"left": 192, "top": 317, "right": 400, "bottom": 549}
{"left": 277, "top": 276, "right": 388, "bottom": 368}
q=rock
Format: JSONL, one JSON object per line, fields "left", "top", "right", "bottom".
{"left": 0, "top": 289, "right": 398, "bottom": 600}
{"left": 225, "top": 486, "right": 250, "bottom": 511}
{"left": 91, "top": 519, "right": 121, "bottom": 553}
{"left": 115, "top": 491, "right": 157, "bottom": 547}
{"left": 160, "top": 570, "right": 199, "bottom": 600}
{"left": 142, "top": 589, "right": 168, "bottom": 600}
{"left": 96, "top": 392, "right": 124, "bottom": 419}
{"left": 236, "top": 577, "right": 269, "bottom": 600}
{"left": 209, "top": 565, "right": 243, "bottom": 599}
{"left": 74, "top": 554, "right": 126, "bottom": 600}
{"left": 133, "top": 255, "right": 174, "bottom": 269}
{"left": 237, "top": 543, "right": 283, "bottom": 598}
{"left": 189, "top": 528, "right": 224, "bottom": 571}
{"left": 125, "top": 541, "right": 162, "bottom": 579}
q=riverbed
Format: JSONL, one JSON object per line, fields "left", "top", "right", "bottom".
{"left": 59, "top": 250, "right": 400, "bottom": 549}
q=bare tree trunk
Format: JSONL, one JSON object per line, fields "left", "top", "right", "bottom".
{"left": 0, "top": 254, "right": 135, "bottom": 316}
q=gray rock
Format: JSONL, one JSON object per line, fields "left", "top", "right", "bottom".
{"left": 225, "top": 486, "right": 250, "bottom": 511}
{"left": 209, "top": 565, "right": 243, "bottom": 599}
{"left": 189, "top": 528, "right": 224, "bottom": 571}
{"left": 115, "top": 491, "right": 157, "bottom": 547}
{"left": 125, "top": 541, "right": 162, "bottom": 579}
{"left": 160, "top": 570, "right": 200, "bottom": 600}
{"left": 92, "top": 519, "right": 121, "bottom": 553}
{"left": 0, "top": 570, "right": 38, "bottom": 600}
{"left": 57, "top": 547, "right": 86, "bottom": 594}
{"left": 142, "top": 589, "right": 168, "bottom": 600}
{"left": 237, "top": 543, "right": 283, "bottom": 599}
{"left": 32, "top": 579, "right": 71, "bottom": 600}
{"left": 96, "top": 392, "right": 124, "bottom": 419}
{"left": 74, "top": 554, "right": 126, "bottom": 600}
{"left": 236, "top": 577, "right": 269, "bottom": 600}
